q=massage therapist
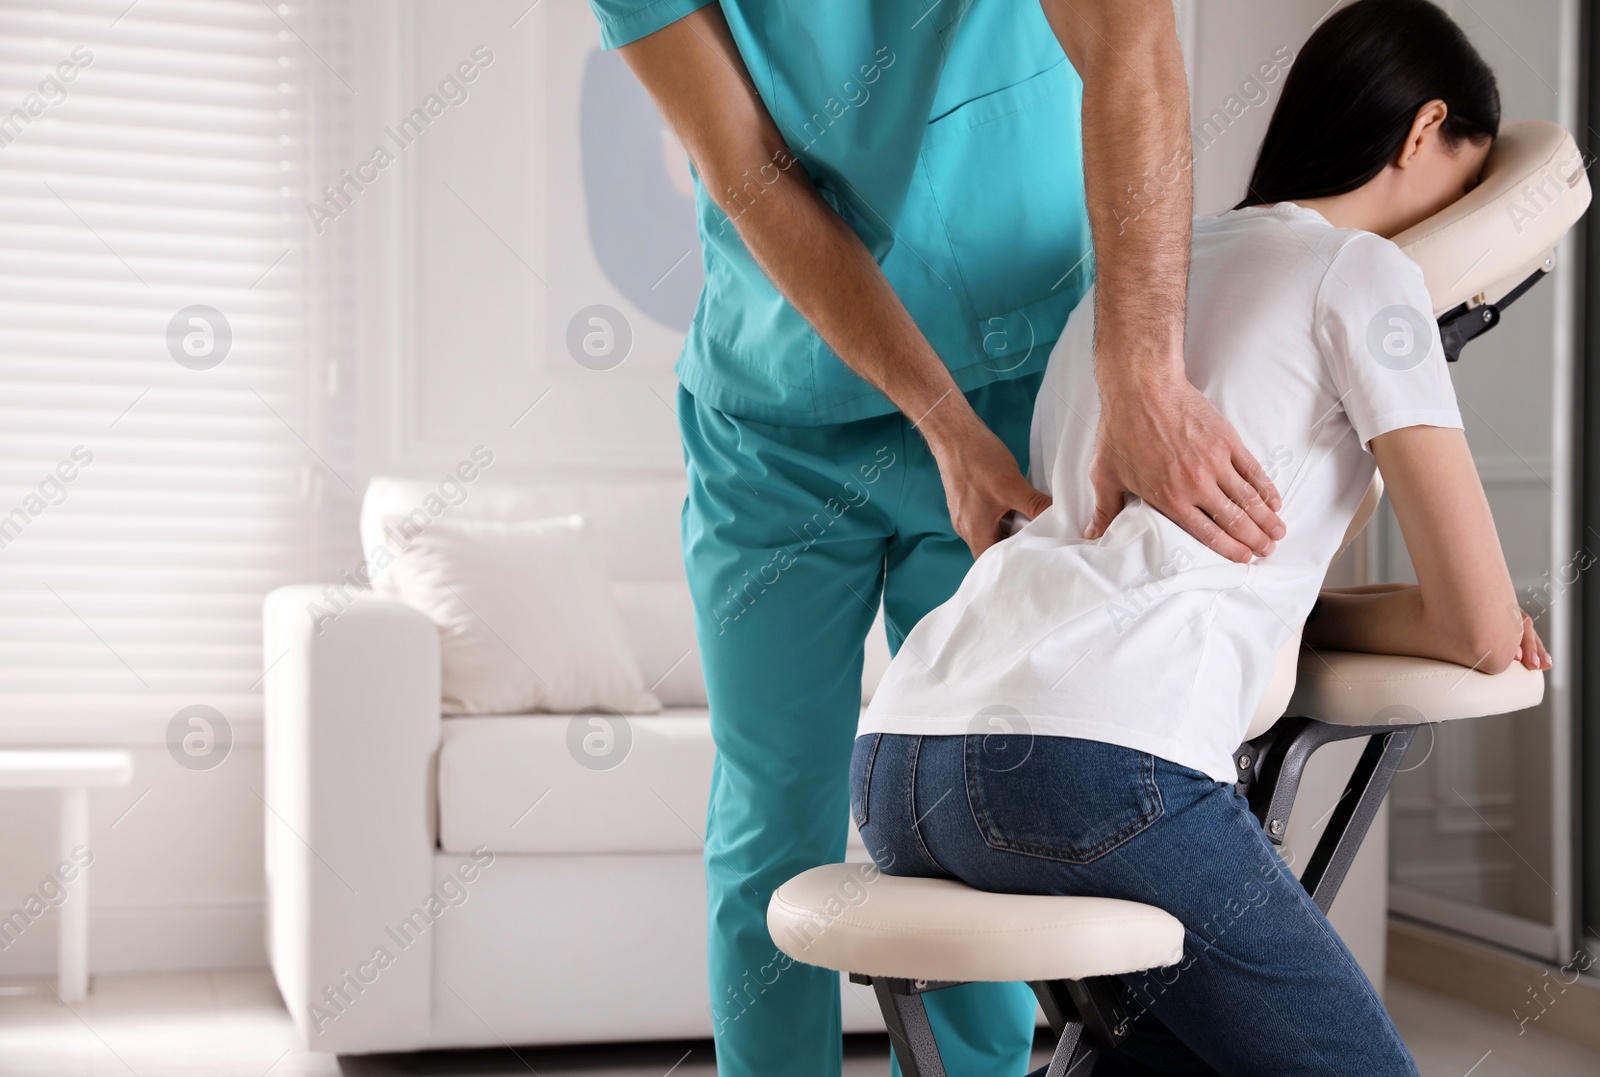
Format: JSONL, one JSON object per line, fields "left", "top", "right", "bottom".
{"left": 583, "top": 3, "right": 1286, "bottom": 1074}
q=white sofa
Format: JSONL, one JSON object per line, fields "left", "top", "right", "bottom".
{"left": 262, "top": 476, "right": 893, "bottom": 1054}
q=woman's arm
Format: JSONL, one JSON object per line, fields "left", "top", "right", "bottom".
{"left": 1302, "top": 426, "right": 1548, "bottom": 673}
{"left": 1319, "top": 582, "right": 1414, "bottom": 595}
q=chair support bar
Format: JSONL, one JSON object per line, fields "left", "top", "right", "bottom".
{"left": 867, "top": 977, "right": 951, "bottom": 1077}
{"left": 1438, "top": 264, "right": 1548, "bottom": 361}
{"left": 1243, "top": 716, "right": 1418, "bottom": 912}
{"left": 1299, "top": 725, "right": 1417, "bottom": 912}
{"left": 852, "top": 971, "right": 1130, "bottom": 1076}
{"left": 1029, "top": 979, "right": 1097, "bottom": 1076}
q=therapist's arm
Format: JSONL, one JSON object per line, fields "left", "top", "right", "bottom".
{"left": 615, "top": 7, "right": 1047, "bottom": 556}
{"left": 1041, "top": 0, "right": 1285, "bottom": 562}
{"left": 1302, "top": 426, "right": 1548, "bottom": 673}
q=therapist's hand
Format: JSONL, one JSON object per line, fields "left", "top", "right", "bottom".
{"left": 925, "top": 408, "right": 1051, "bottom": 558}
{"left": 1087, "top": 370, "right": 1284, "bottom": 562}
{"left": 1043, "top": 0, "right": 1283, "bottom": 563}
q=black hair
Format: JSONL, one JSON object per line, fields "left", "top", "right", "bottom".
{"left": 1235, "top": 0, "right": 1500, "bottom": 209}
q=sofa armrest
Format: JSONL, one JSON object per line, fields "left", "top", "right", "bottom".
{"left": 262, "top": 586, "right": 442, "bottom": 1052}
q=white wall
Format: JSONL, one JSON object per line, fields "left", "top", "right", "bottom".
{"left": 358, "top": 0, "right": 688, "bottom": 483}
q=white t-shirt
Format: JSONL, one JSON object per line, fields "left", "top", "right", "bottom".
{"left": 859, "top": 203, "right": 1464, "bottom": 783}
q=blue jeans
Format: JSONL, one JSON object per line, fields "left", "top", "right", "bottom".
{"left": 851, "top": 733, "right": 1419, "bottom": 1076}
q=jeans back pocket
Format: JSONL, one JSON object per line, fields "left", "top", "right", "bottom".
{"left": 965, "top": 735, "right": 1163, "bottom": 864}
{"left": 850, "top": 733, "right": 882, "bottom": 829}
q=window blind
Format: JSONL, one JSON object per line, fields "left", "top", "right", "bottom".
{"left": 0, "top": 0, "right": 319, "bottom": 734}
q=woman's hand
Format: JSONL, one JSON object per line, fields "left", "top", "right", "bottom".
{"left": 1515, "top": 608, "right": 1552, "bottom": 670}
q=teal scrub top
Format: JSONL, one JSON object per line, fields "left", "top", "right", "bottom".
{"left": 589, "top": 0, "right": 1092, "bottom": 426}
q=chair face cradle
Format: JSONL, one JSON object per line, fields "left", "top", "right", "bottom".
{"left": 765, "top": 120, "right": 1587, "bottom": 1077}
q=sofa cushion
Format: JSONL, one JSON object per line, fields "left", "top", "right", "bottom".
{"left": 386, "top": 515, "right": 661, "bottom": 716}
{"left": 439, "top": 712, "right": 713, "bottom": 856}
{"left": 362, "top": 475, "right": 689, "bottom": 590}
{"left": 438, "top": 710, "right": 867, "bottom": 856}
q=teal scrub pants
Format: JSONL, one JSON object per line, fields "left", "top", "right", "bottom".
{"left": 679, "top": 371, "right": 1045, "bottom": 1077}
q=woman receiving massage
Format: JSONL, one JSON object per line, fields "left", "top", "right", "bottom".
{"left": 852, "top": 1, "right": 1552, "bottom": 1074}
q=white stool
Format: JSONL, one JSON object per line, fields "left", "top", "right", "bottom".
{"left": 0, "top": 750, "right": 133, "bottom": 1001}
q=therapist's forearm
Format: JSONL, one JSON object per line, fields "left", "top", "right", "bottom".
{"left": 614, "top": 7, "right": 974, "bottom": 440}
{"left": 714, "top": 171, "right": 976, "bottom": 441}
{"left": 1042, "top": 0, "right": 1192, "bottom": 386}
{"left": 615, "top": 6, "right": 1043, "bottom": 556}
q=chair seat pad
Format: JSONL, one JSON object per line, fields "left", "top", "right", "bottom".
{"left": 1289, "top": 650, "right": 1545, "bottom": 727}
{"left": 768, "top": 864, "right": 1185, "bottom": 983}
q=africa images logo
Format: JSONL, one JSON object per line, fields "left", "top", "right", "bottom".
{"left": 1366, "top": 305, "right": 1433, "bottom": 371}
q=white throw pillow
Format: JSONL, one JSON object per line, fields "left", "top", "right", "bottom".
{"left": 384, "top": 514, "right": 662, "bottom": 716}
{"left": 611, "top": 581, "right": 706, "bottom": 707}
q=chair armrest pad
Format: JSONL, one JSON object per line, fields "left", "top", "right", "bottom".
{"left": 1290, "top": 649, "right": 1545, "bottom": 726}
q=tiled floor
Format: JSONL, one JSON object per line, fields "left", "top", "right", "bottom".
{"left": 0, "top": 969, "right": 1593, "bottom": 1076}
